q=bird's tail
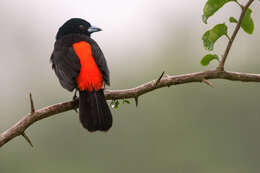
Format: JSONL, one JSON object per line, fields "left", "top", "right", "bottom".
{"left": 79, "top": 89, "right": 112, "bottom": 132}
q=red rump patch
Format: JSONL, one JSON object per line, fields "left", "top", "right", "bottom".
{"left": 73, "top": 41, "right": 103, "bottom": 91}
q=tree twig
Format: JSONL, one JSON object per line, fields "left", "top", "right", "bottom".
{"left": 1, "top": 69, "right": 260, "bottom": 148}
{"left": 202, "top": 79, "right": 214, "bottom": 88}
{"left": 217, "top": 0, "right": 254, "bottom": 71}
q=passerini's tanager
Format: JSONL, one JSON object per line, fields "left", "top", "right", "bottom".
{"left": 50, "top": 18, "right": 112, "bottom": 132}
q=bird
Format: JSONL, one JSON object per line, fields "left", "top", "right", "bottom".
{"left": 50, "top": 18, "right": 112, "bottom": 132}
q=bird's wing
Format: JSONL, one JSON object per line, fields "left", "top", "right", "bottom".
{"left": 50, "top": 46, "right": 81, "bottom": 91}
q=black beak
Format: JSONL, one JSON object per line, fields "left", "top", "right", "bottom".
{"left": 88, "top": 26, "right": 102, "bottom": 33}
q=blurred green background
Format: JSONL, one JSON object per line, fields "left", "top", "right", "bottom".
{"left": 1, "top": 0, "right": 260, "bottom": 172}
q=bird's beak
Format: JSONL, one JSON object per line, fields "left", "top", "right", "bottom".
{"left": 88, "top": 26, "right": 102, "bottom": 33}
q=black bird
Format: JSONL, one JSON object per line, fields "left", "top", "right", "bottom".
{"left": 50, "top": 18, "right": 112, "bottom": 132}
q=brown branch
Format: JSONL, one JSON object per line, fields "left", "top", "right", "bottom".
{"left": 1, "top": 69, "right": 260, "bottom": 148}
{"left": 217, "top": 0, "right": 254, "bottom": 71}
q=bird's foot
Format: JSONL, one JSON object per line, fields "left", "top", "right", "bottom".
{"left": 73, "top": 89, "right": 79, "bottom": 113}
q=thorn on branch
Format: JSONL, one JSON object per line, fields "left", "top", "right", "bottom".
{"left": 29, "top": 93, "right": 35, "bottom": 114}
{"left": 134, "top": 97, "right": 139, "bottom": 107}
{"left": 21, "top": 132, "right": 33, "bottom": 147}
{"left": 154, "top": 71, "right": 165, "bottom": 87}
{"left": 202, "top": 79, "right": 214, "bottom": 88}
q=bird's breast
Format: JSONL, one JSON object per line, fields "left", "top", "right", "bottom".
{"left": 73, "top": 41, "right": 103, "bottom": 91}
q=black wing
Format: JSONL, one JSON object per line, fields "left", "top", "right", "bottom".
{"left": 50, "top": 46, "right": 81, "bottom": 92}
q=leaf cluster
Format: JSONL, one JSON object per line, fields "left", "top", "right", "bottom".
{"left": 201, "top": 0, "right": 255, "bottom": 66}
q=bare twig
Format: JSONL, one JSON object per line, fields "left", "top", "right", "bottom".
{"left": 217, "top": 0, "right": 254, "bottom": 71}
{"left": 235, "top": 0, "right": 244, "bottom": 9}
{"left": 1, "top": 69, "right": 260, "bottom": 148}
{"left": 202, "top": 79, "right": 214, "bottom": 88}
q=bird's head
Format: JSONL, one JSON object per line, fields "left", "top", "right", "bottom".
{"left": 56, "top": 18, "right": 102, "bottom": 39}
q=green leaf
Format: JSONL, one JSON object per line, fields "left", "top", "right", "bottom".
{"left": 110, "top": 100, "right": 115, "bottom": 108}
{"left": 200, "top": 54, "right": 219, "bottom": 66}
{"left": 202, "top": 23, "right": 228, "bottom": 51}
{"left": 111, "top": 100, "right": 120, "bottom": 110}
{"left": 229, "top": 17, "right": 238, "bottom": 23}
{"left": 202, "top": 0, "right": 235, "bottom": 24}
{"left": 241, "top": 8, "right": 254, "bottom": 34}
{"left": 123, "top": 99, "right": 130, "bottom": 104}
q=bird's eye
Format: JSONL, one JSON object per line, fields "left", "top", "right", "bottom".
{"left": 79, "top": 25, "right": 85, "bottom": 30}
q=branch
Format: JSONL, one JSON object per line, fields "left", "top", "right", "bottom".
{"left": 0, "top": 0, "right": 257, "bottom": 148}
{"left": 1, "top": 69, "right": 260, "bottom": 148}
{"left": 217, "top": 0, "right": 254, "bottom": 71}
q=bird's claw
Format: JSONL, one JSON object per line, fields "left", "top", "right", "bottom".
{"left": 73, "top": 90, "right": 79, "bottom": 113}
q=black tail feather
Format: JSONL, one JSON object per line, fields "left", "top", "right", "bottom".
{"left": 79, "top": 90, "right": 112, "bottom": 132}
